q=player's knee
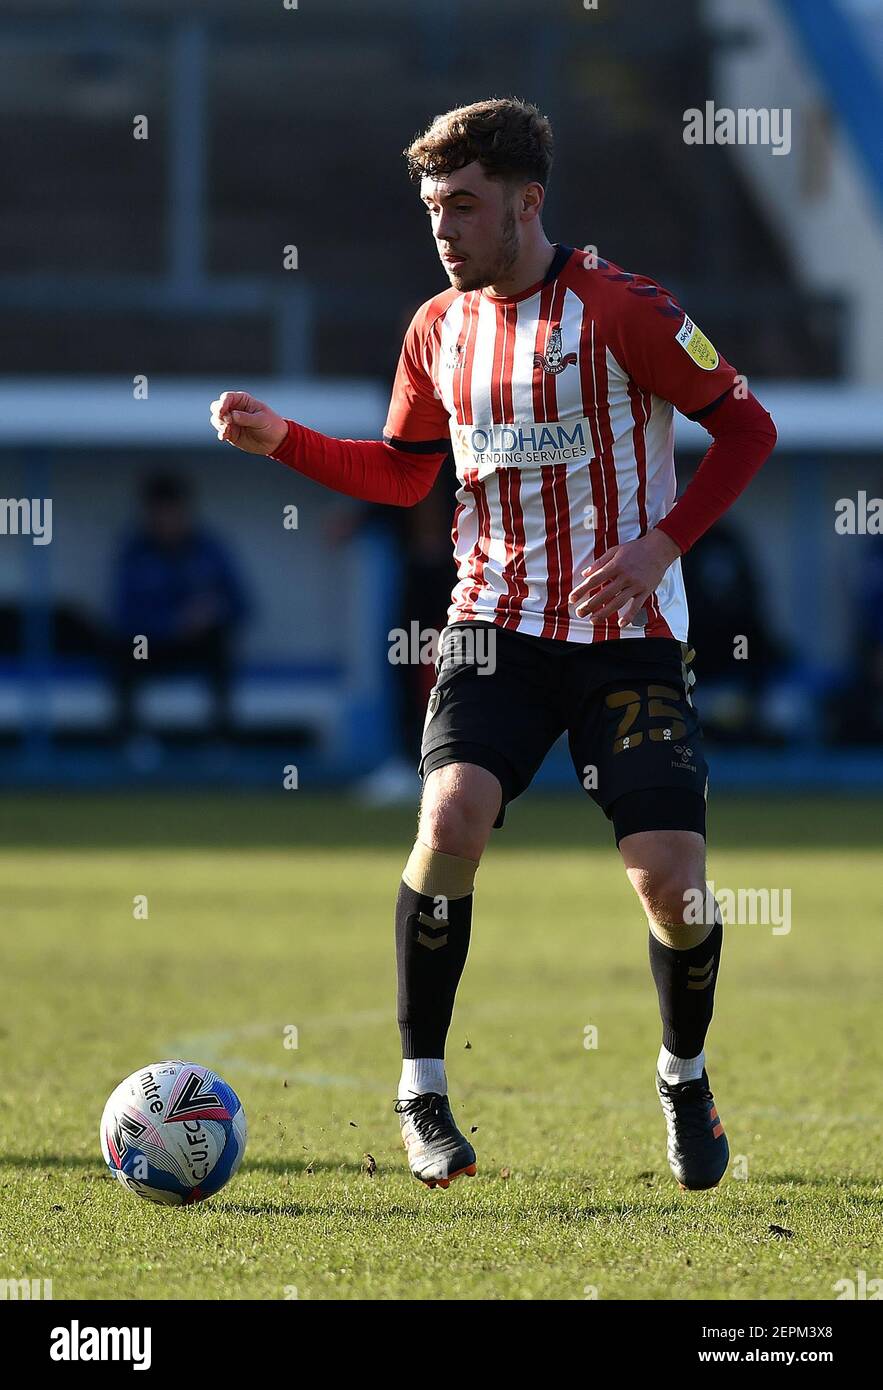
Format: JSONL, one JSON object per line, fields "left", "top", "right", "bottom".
{"left": 418, "top": 764, "right": 500, "bottom": 860}
{"left": 627, "top": 862, "right": 702, "bottom": 928}
{"left": 621, "top": 831, "right": 706, "bottom": 927}
{"left": 420, "top": 795, "right": 489, "bottom": 860}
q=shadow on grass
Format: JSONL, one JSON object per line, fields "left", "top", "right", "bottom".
{"left": 2, "top": 1154, "right": 104, "bottom": 1171}
{"left": 758, "top": 1172, "right": 883, "bottom": 1193}
{"left": 243, "top": 1157, "right": 380, "bottom": 1177}
{"left": 1, "top": 1154, "right": 384, "bottom": 1180}
{"left": 211, "top": 1197, "right": 697, "bottom": 1224}
{"left": 6, "top": 1157, "right": 880, "bottom": 1207}
{"left": 211, "top": 1202, "right": 310, "bottom": 1219}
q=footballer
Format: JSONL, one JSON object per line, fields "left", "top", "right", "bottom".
{"left": 210, "top": 99, "right": 777, "bottom": 1191}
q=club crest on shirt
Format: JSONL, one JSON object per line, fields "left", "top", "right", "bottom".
{"left": 446, "top": 341, "right": 464, "bottom": 369}
{"left": 533, "top": 325, "right": 577, "bottom": 375}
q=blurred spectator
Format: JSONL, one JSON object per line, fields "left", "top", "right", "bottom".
{"left": 326, "top": 468, "right": 456, "bottom": 803}
{"left": 323, "top": 301, "right": 457, "bottom": 802}
{"left": 110, "top": 473, "right": 249, "bottom": 741}
{"left": 682, "top": 522, "right": 793, "bottom": 744}
{"left": 860, "top": 537, "right": 883, "bottom": 738}
{"left": 394, "top": 471, "right": 456, "bottom": 754}
{"left": 831, "top": 535, "right": 883, "bottom": 744}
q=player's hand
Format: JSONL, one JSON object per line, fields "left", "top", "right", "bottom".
{"left": 209, "top": 391, "right": 288, "bottom": 456}
{"left": 569, "top": 529, "right": 682, "bottom": 627}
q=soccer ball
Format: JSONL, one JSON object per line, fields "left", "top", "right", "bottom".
{"left": 100, "top": 1060, "right": 247, "bottom": 1205}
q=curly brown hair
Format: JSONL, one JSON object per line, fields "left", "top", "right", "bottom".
{"left": 404, "top": 98, "right": 553, "bottom": 188}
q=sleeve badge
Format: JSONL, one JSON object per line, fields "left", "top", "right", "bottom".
{"left": 675, "top": 314, "right": 720, "bottom": 370}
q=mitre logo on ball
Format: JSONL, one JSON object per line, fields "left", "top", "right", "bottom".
{"left": 100, "top": 1061, "right": 247, "bottom": 1206}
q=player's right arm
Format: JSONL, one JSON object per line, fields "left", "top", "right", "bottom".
{"left": 210, "top": 390, "right": 288, "bottom": 456}
{"left": 209, "top": 302, "right": 452, "bottom": 508}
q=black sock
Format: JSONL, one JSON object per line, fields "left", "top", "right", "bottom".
{"left": 648, "top": 917, "right": 723, "bottom": 1060}
{"left": 396, "top": 881, "right": 472, "bottom": 1059}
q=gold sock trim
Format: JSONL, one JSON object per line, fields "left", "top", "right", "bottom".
{"left": 402, "top": 840, "right": 478, "bottom": 900}
{"left": 650, "top": 889, "right": 721, "bottom": 951}
{"left": 649, "top": 918, "right": 715, "bottom": 951}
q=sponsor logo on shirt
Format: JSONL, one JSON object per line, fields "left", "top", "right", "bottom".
{"left": 450, "top": 418, "right": 593, "bottom": 471}
{"left": 675, "top": 314, "right": 719, "bottom": 370}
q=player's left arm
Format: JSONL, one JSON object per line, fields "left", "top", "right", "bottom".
{"left": 571, "top": 285, "right": 776, "bottom": 624}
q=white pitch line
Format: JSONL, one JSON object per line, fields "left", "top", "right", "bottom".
{"left": 165, "top": 1011, "right": 392, "bottom": 1092}
{"left": 166, "top": 1020, "right": 881, "bottom": 1120}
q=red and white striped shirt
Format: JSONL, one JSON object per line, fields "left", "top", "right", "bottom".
{"left": 383, "top": 245, "right": 739, "bottom": 644}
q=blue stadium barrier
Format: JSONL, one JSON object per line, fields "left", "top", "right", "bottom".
{"left": 777, "top": 0, "right": 883, "bottom": 215}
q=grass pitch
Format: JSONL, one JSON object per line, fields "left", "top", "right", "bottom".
{"left": 1, "top": 790, "right": 881, "bottom": 1301}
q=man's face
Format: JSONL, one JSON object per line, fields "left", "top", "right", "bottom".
{"left": 420, "top": 161, "right": 522, "bottom": 292}
{"left": 147, "top": 498, "right": 191, "bottom": 547}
